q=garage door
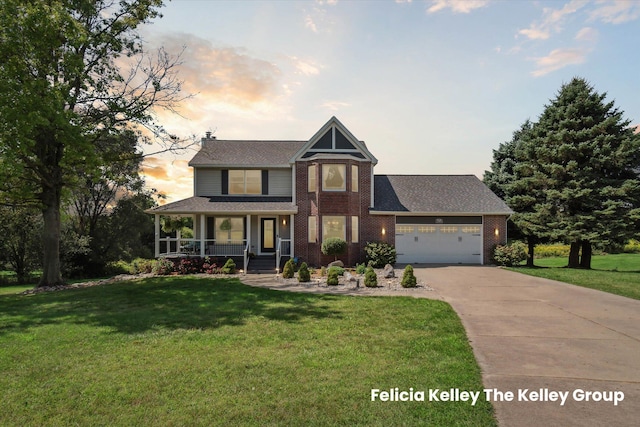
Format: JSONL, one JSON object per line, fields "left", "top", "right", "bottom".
{"left": 395, "top": 225, "right": 482, "bottom": 264}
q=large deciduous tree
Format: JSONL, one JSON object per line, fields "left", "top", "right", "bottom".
{"left": 0, "top": 0, "right": 184, "bottom": 286}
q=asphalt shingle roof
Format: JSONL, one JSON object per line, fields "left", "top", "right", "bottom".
{"left": 148, "top": 196, "right": 298, "bottom": 214}
{"left": 189, "top": 141, "right": 305, "bottom": 167}
{"left": 372, "top": 175, "right": 513, "bottom": 214}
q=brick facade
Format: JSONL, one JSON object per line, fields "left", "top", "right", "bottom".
{"left": 294, "top": 158, "right": 395, "bottom": 267}
{"left": 482, "top": 215, "right": 509, "bottom": 264}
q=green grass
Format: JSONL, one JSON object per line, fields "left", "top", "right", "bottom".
{"left": 509, "top": 254, "right": 640, "bottom": 300}
{"left": 0, "top": 277, "right": 495, "bottom": 426}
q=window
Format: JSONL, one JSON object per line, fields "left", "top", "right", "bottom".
{"left": 308, "top": 165, "right": 316, "bottom": 192}
{"left": 351, "top": 216, "right": 359, "bottom": 243}
{"left": 215, "top": 217, "right": 244, "bottom": 242}
{"left": 322, "top": 216, "right": 345, "bottom": 240}
{"left": 351, "top": 165, "right": 358, "bottom": 192}
{"left": 308, "top": 216, "right": 317, "bottom": 243}
{"left": 418, "top": 226, "right": 436, "bottom": 233}
{"left": 461, "top": 226, "right": 481, "bottom": 234}
{"left": 396, "top": 226, "right": 414, "bottom": 234}
{"left": 229, "top": 170, "right": 261, "bottom": 194}
{"left": 322, "top": 164, "right": 346, "bottom": 191}
{"left": 440, "top": 226, "right": 459, "bottom": 233}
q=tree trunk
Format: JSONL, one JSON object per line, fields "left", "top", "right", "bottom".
{"left": 38, "top": 186, "right": 64, "bottom": 287}
{"left": 526, "top": 236, "right": 535, "bottom": 267}
{"left": 568, "top": 241, "right": 581, "bottom": 268}
{"left": 580, "top": 241, "right": 592, "bottom": 269}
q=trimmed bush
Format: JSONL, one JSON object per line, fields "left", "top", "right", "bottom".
{"left": 321, "top": 237, "right": 347, "bottom": 260}
{"left": 153, "top": 258, "right": 174, "bottom": 275}
{"left": 364, "top": 241, "right": 397, "bottom": 268}
{"left": 282, "top": 258, "right": 295, "bottom": 279}
{"left": 221, "top": 258, "right": 236, "bottom": 274}
{"left": 297, "top": 262, "right": 311, "bottom": 283}
{"left": 327, "top": 267, "right": 340, "bottom": 286}
{"left": 355, "top": 263, "right": 366, "bottom": 274}
{"left": 364, "top": 267, "right": 377, "bottom": 287}
{"left": 401, "top": 265, "right": 417, "bottom": 288}
{"left": 493, "top": 242, "right": 528, "bottom": 266}
{"left": 328, "top": 266, "right": 345, "bottom": 276}
{"left": 320, "top": 266, "right": 327, "bottom": 277}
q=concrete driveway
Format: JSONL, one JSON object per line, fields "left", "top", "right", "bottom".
{"left": 413, "top": 265, "right": 640, "bottom": 427}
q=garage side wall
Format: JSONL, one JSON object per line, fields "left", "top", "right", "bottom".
{"left": 483, "top": 215, "right": 508, "bottom": 264}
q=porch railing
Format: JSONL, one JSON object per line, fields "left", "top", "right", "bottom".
{"left": 158, "top": 237, "right": 247, "bottom": 257}
{"left": 276, "top": 238, "right": 292, "bottom": 272}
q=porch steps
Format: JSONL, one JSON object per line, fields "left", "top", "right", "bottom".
{"left": 246, "top": 255, "right": 289, "bottom": 274}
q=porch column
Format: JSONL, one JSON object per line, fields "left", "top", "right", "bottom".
{"left": 246, "top": 214, "right": 251, "bottom": 251}
{"left": 290, "top": 214, "right": 294, "bottom": 258}
{"left": 200, "top": 214, "right": 205, "bottom": 257}
{"left": 154, "top": 214, "right": 160, "bottom": 258}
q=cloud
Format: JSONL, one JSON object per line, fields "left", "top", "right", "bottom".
{"left": 590, "top": 0, "right": 640, "bottom": 24}
{"left": 321, "top": 101, "right": 351, "bottom": 111}
{"left": 289, "top": 56, "right": 322, "bottom": 76}
{"left": 141, "top": 156, "right": 193, "bottom": 203}
{"left": 530, "top": 48, "right": 588, "bottom": 77}
{"left": 305, "top": 14, "right": 318, "bottom": 33}
{"left": 427, "top": 0, "right": 489, "bottom": 14}
{"left": 518, "top": 0, "right": 586, "bottom": 40}
{"left": 156, "top": 33, "right": 282, "bottom": 109}
{"left": 575, "top": 26, "right": 598, "bottom": 42}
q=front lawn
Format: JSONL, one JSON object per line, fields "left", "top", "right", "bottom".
{"left": 0, "top": 277, "right": 495, "bottom": 426}
{"left": 509, "top": 254, "right": 640, "bottom": 300}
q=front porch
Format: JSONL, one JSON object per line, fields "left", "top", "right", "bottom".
{"left": 152, "top": 213, "right": 294, "bottom": 273}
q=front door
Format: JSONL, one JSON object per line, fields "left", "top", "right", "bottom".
{"left": 260, "top": 218, "right": 276, "bottom": 253}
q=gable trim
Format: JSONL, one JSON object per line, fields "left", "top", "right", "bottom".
{"left": 290, "top": 116, "right": 378, "bottom": 165}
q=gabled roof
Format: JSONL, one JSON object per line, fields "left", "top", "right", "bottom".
{"left": 147, "top": 196, "right": 298, "bottom": 214}
{"left": 372, "top": 175, "right": 513, "bottom": 215}
{"left": 189, "top": 141, "right": 304, "bottom": 167}
{"left": 290, "top": 116, "right": 378, "bottom": 164}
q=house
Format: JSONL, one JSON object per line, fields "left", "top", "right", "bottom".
{"left": 147, "top": 117, "right": 512, "bottom": 271}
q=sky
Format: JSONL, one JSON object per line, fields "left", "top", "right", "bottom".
{"left": 137, "top": 0, "right": 640, "bottom": 204}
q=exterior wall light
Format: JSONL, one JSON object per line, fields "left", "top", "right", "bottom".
{"left": 283, "top": 218, "right": 287, "bottom": 225}
{"left": 494, "top": 228, "right": 500, "bottom": 237}
{"left": 382, "top": 227, "right": 386, "bottom": 236}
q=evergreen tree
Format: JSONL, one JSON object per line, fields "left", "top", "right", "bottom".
{"left": 520, "top": 78, "right": 640, "bottom": 268}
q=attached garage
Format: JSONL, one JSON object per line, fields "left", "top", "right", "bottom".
{"left": 395, "top": 217, "right": 482, "bottom": 264}
{"left": 371, "top": 175, "right": 513, "bottom": 265}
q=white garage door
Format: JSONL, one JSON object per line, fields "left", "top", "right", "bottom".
{"left": 395, "top": 225, "right": 482, "bottom": 264}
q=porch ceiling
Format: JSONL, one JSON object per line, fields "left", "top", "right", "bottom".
{"left": 146, "top": 196, "right": 298, "bottom": 215}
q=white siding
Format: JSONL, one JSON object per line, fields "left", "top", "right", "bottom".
{"left": 195, "top": 168, "right": 221, "bottom": 196}
{"left": 268, "top": 169, "right": 292, "bottom": 196}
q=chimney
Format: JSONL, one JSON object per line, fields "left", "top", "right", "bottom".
{"left": 205, "top": 131, "right": 211, "bottom": 139}
{"left": 202, "top": 131, "right": 216, "bottom": 147}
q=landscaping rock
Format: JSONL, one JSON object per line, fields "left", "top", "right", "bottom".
{"left": 383, "top": 264, "right": 395, "bottom": 278}
{"left": 328, "top": 260, "right": 344, "bottom": 268}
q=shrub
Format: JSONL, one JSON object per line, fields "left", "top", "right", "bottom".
{"left": 328, "top": 266, "right": 344, "bottom": 276}
{"left": 221, "top": 258, "right": 236, "bottom": 274}
{"left": 131, "top": 258, "right": 155, "bottom": 274}
{"left": 493, "top": 242, "right": 528, "bottom": 266}
{"left": 177, "top": 257, "right": 202, "bottom": 275}
{"left": 153, "top": 258, "right": 175, "bottom": 275}
{"left": 401, "top": 265, "right": 417, "bottom": 288}
{"left": 321, "top": 237, "right": 347, "bottom": 260}
{"left": 355, "top": 263, "right": 366, "bottom": 274}
{"left": 533, "top": 244, "right": 571, "bottom": 258}
{"left": 282, "top": 258, "right": 295, "bottom": 279}
{"left": 327, "top": 267, "right": 340, "bottom": 286}
{"left": 364, "top": 242, "right": 397, "bottom": 268}
{"left": 624, "top": 239, "right": 640, "bottom": 254}
{"left": 364, "top": 267, "right": 377, "bottom": 287}
{"left": 320, "top": 266, "right": 327, "bottom": 277}
{"left": 104, "top": 260, "right": 132, "bottom": 276}
{"left": 297, "top": 262, "right": 311, "bottom": 282}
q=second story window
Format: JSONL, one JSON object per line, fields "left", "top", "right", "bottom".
{"left": 322, "top": 164, "right": 346, "bottom": 191}
{"left": 308, "top": 164, "right": 316, "bottom": 192}
{"left": 229, "top": 170, "right": 261, "bottom": 194}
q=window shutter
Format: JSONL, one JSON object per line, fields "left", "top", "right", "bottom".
{"left": 221, "top": 170, "right": 228, "bottom": 195}
{"left": 262, "top": 170, "right": 268, "bottom": 195}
